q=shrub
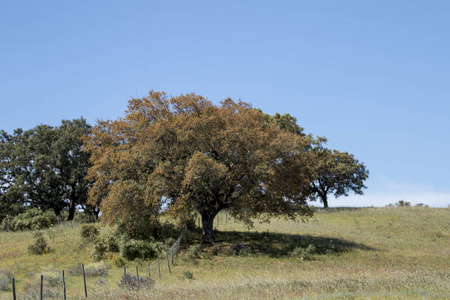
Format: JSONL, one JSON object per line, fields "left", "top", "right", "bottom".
{"left": 28, "top": 232, "right": 50, "bottom": 255}
{"left": 291, "top": 244, "right": 316, "bottom": 260}
{"left": 184, "top": 244, "right": 202, "bottom": 261}
{"left": 118, "top": 273, "right": 155, "bottom": 290}
{"left": 73, "top": 211, "right": 92, "bottom": 223}
{"left": 0, "top": 269, "right": 13, "bottom": 292}
{"left": 121, "top": 240, "right": 158, "bottom": 261}
{"left": 92, "top": 238, "right": 108, "bottom": 261}
{"left": 183, "top": 270, "right": 194, "bottom": 279}
{"left": 40, "top": 271, "right": 61, "bottom": 287}
{"left": 1, "top": 208, "right": 57, "bottom": 231}
{"left": 105, "top": 234, "right": 120, "bottom": 252}
{"left": 25, "top": 286, "right": 60, "bottom": 299}
{"left": 80, "top": 224, "right": 99, "bottom": 243}
{"left": 114, "top": 257, "right": 127, "bottom": 268}
{"left": 395, "top": 200, "right": 411, "bottom": 207}
{"left": 84, "top": 262, "right": 109, "bottom": 277}
{"left": 232, "top": 244, "right": 251, "bottom": 256}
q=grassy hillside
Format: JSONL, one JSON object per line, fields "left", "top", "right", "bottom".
{"left": 0, "top": 207, "right": 449, "bottom": 299}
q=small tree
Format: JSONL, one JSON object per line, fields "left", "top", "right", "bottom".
{"left": 309, "top": 147, "right": 369, "bottom": 208}
{"left": 84, "top": 91, "right": 316, "bottom": 244}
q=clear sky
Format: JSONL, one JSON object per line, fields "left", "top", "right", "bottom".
{"left": 1, "top": 1, "right": 449, "bottom": 207}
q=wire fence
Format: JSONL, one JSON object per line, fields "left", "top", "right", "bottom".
{"left": 10, "top": 231, "right": 185, "bottom": 299}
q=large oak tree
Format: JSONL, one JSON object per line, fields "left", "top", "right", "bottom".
{"left": 84, "top": 91, "right": 317, "bottom": 243}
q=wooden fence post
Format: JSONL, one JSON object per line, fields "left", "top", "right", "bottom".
{"left": 157, "top": 259, "right": 161, "bottom": 279}
{"left": 82, "top": 264, "right": 87, "bottom": 297}
{"left": 40, "top": 274, "right": 43, "bottom": 300}
{"left": 123, "top": 267, "right": 127, "bottom": 285}
{"left": 62, "top": 270, "right": 66, "bottom": 300}
{"left": 136, "top": 266, "right": 140, "bottom": 287}
{"left": 12, "top": 278, "right": 16, "bottom": 300}
{"left": 166, "top": 250, "right": 171, "bottom": 273}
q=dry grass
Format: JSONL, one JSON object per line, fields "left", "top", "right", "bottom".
{"left": 0, "top": 207, "right": 449, "bottom": 299}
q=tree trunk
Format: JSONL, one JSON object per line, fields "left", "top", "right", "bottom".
{"left": 201, "top": 211, "right": 217, "bottom": 244}
{"left": 68, "top": 185, "right": 77, "bottom": 221}
{"left": 321, "top": 194, "right": 329, "bottom": 209}
{"left": 68, "top": 199, "right": 76, "bottom": 221}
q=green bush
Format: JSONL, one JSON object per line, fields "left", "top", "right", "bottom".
{"left": 0, "top": 208, "right": 57, "bottom": 231}
{"left": 395, "top": 200, "right": 411, "bottom": 207}
{"left": 84, "top": 262, "right": 109, "bottom": 277}
{"left": 291, "top": 244, "right": 316, "bottom": 260}
{"left": 184, "top": 244, "right": 202, "bottom": 261}
{"left": 28, "top": 232, "right": 50, "bottom": 255}
{"left": 92, "top": 238, "right": 108, "bottom": 261}
{"left": 121, "top": 240, "right": 158, "bottom": 261}
{"left": 114, "top": 257, "right": 126, "bottom": 267}
{"left": 105, "top": 234, "right": 120, "bottom": 252}
{"left": 183, "top": 270, "right": 194, "bottom": 279}
{"left": 0, "top": 269, "right": 13, "bottom": 292}
{"left": 40, "top": 271, "right": 61, "bottom": 287}
{"left": 80, "top": 224, "right": 99, "bottom": 243}
{"left": 73, "top": 211, "right": 92, "bottom": 223}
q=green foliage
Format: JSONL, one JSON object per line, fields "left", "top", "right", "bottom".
{"left": 73, "top": 211, "right": 92, "bottom": 223}
{"left": 92, "top": 238, "right": 108, "bottom": 261}
{"left": 1, "top": 208, "right": 57, "bottom": 231}
{"left": 114, "top": 257, "right": 127, "bottom": 267}
{"left": 41, "top": 271, "right": 61, "bottom": 287}
{"left": 0, "top": 119, "right": 93, "bottom": 220}
{"left": 309, "top": 147, "right": 369, "bottom": 208}
{"left": 183, "top": 270, "right": 194, "bottom": 279}
{"left": 291, "top": 244, "right": 317, "bottom": 260}
{"left": 105, "top": 234, "right": 120, "bottom": 252}
{"left": 0, "top": 269, "right": 13, "bottom": 292}
{"left": 84, "top": 262, "right": 109, "bottom": 277}
{"left": 395, "top": 200, "right": 411, "bottom": 207}
{"left": 121, "top": 240, "right": 158, "bottom": 261}
{"left": 185, "top": 244, "right": 202, "bottom": 261}
{"left": 28, "top": 232, "right": 50, "bottom": 255}
{"left": 118, "top": 273, "right": 155, "bottom": 290}
{"left": 268, "top": 112, "right": 304, "bottom": 135}
{"left": 232, "top": 244, "right": 251, "bottom": 256}
{"left": 80, "top": 224, "right": 99, "bottom": 243}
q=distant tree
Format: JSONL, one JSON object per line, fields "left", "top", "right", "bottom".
{"left": 84, "top": 91, "right": 317, "bottom": 244}
{"left": 0, "top": 119, "right": 93, "bottom": 220}
{"left": 309, "top": 147, "right": 369, "bottom": 208}
{"left": 267, "top": 112, "right": 369, "bottom": 209}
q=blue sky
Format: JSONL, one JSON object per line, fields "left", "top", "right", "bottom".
{"left": 1, "top": 1, "right": 449, "bottom": 207}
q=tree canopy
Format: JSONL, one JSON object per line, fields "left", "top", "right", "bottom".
{"left": 84, "top": 91, "right": 317, "bottom": 243}
{"left": 308, "top": 146, "right": 369, "bottom": 208}
{"left": 0, "top": 118, "right": 93, "bottom": 221}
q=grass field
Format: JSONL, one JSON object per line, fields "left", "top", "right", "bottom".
{"left": 0, "top": 207, "right": 449, "bottom": 299}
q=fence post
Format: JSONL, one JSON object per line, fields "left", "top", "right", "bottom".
{"left": 40, "top": 274, "right": 43, "bottom": 300}
{"left": 123, "top": 267, "right": 127, "bottom": 285}
{"left": 171, "top": 246, "right": 174, "bottom": 265}
{"left": 12, "top": 278, "right": 16, "bottom": 300}
{"left": 157, "top": 259, "right": 161, "bottom": 279}
{"left": 166, "top": 250, "right": 171, "bottom": 273}
{"left": 82, "top": 264, "right": 87, "bottom": 297}
{"left": 148, "top": 262, "right": 151, "bottom": 278}
{"left": 62, "top": 270, "right": 66, "bottom": 300}
{"left": 136, "top": 266, "right": 140, "bottom": 287}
